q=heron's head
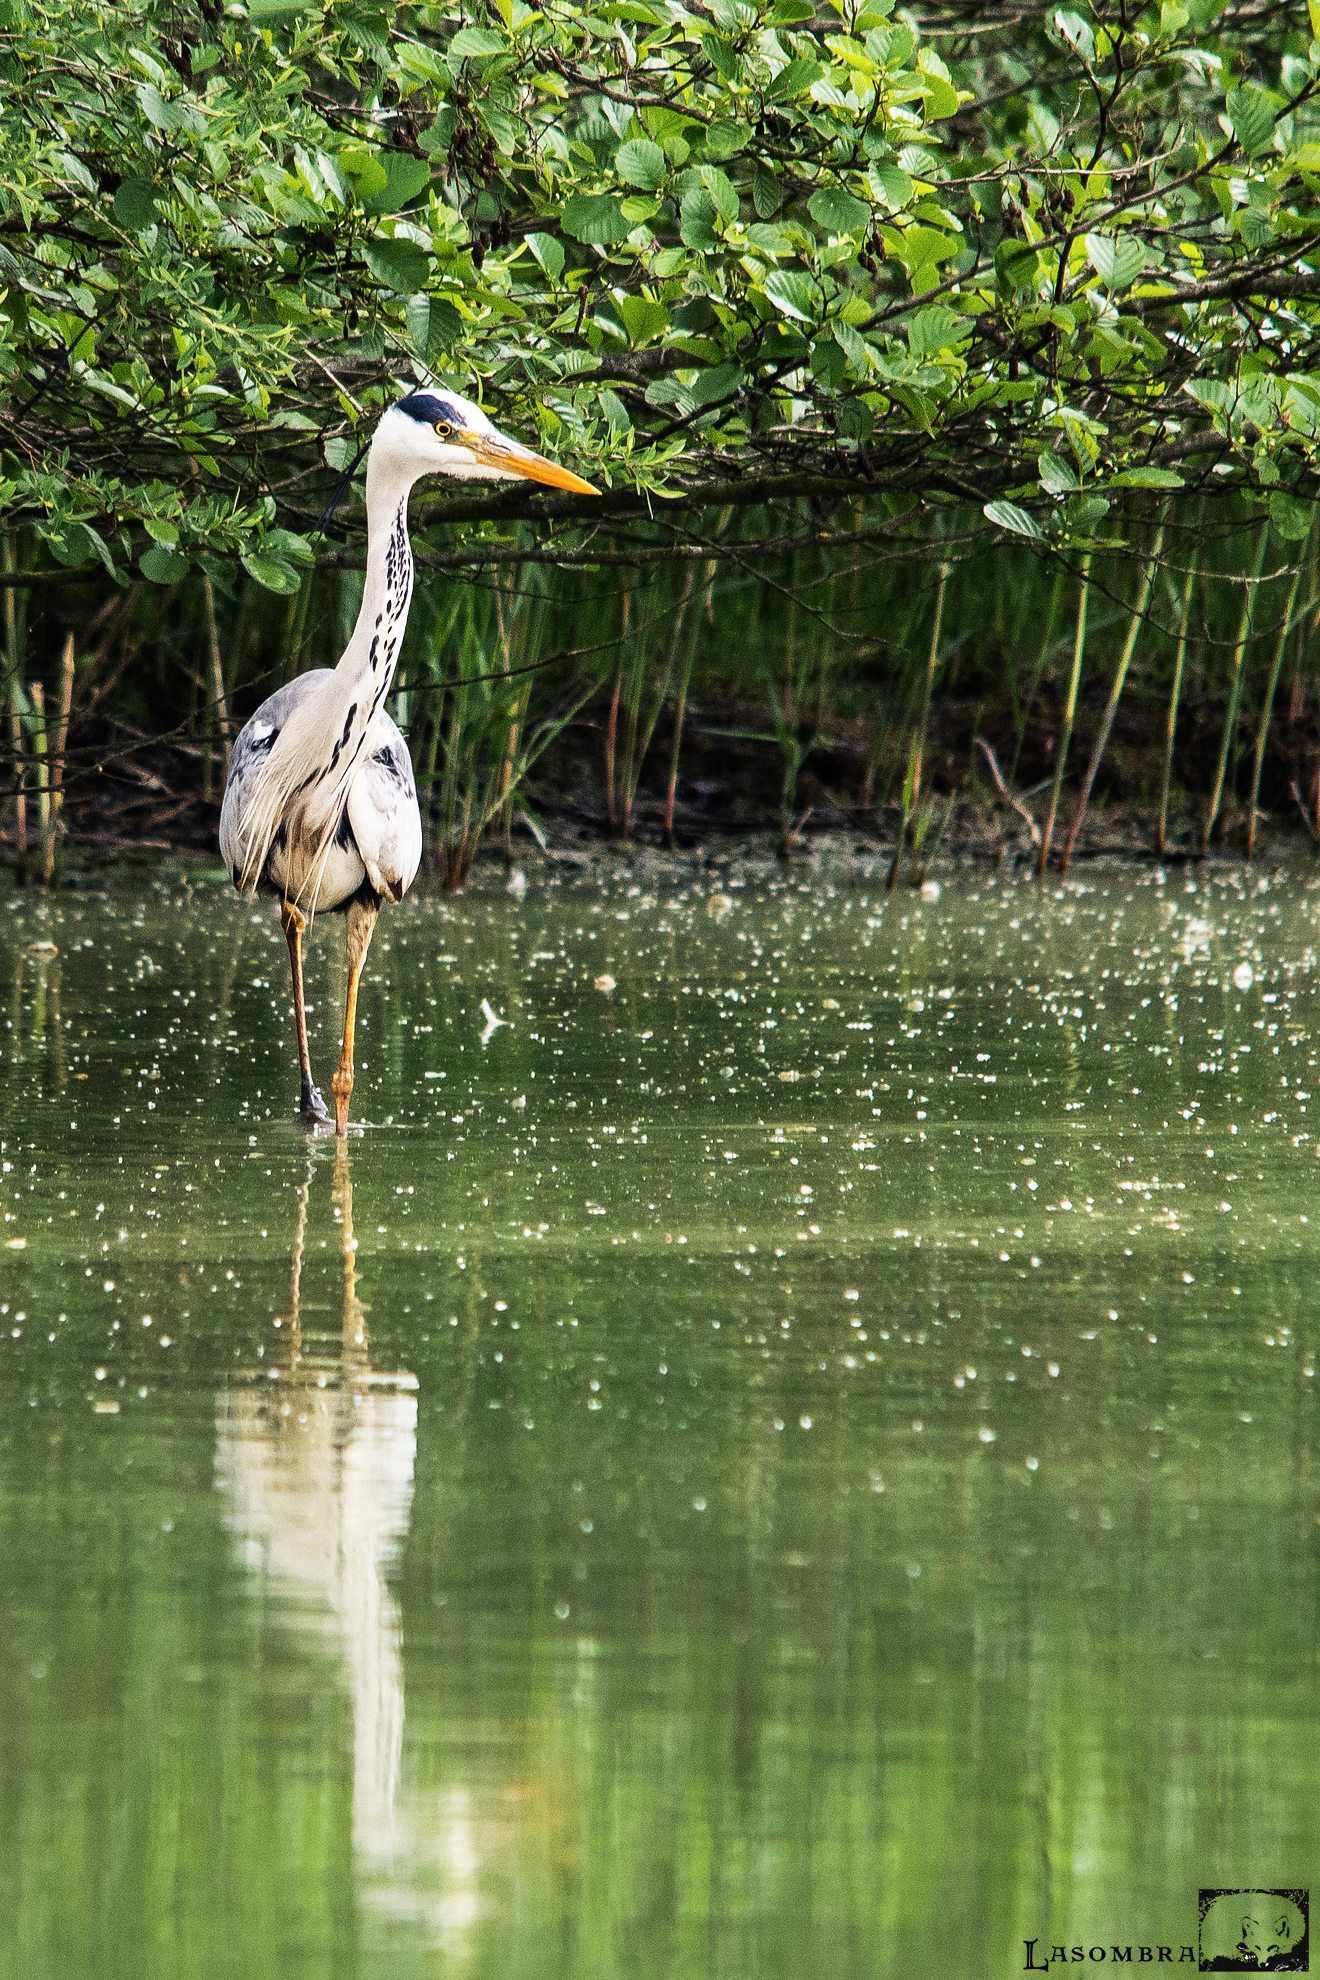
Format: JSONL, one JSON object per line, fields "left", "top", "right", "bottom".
{"left": 373, "top": 390, "right": 598, "bottom": 494}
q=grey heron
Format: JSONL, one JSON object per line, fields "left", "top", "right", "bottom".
{"left": 219, "top": 390, "right": 596, "bottom": 1134}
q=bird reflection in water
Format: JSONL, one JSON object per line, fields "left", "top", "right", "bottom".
{"left": 215, "top": 1148, "right": 419, "bottom": 1879}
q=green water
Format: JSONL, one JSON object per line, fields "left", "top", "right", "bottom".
{"left": 2, "top": 860, "right": 1318, "bottom": 1978}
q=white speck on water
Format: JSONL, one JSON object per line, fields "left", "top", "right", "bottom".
{"left": 555, "top": 1603, "right": 570, "bottom": 1620}
{"left": 979, "top": 1427, "right": 996, "bottom": 1443}
{"left": 1233, "top": 961, "right": 1254, "bottom": 990}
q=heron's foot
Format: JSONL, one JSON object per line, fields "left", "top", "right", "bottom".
{"left": 299, "top": 1077, "right": 332, "bottom": 1127}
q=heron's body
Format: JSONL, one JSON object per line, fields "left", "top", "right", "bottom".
{"left": 219, "top": 387, "right": 596, "bottom": 1135}
{"left": 220, "top": 677, "right": 422, "bottom": 914}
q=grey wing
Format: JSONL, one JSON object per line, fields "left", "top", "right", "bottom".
{"left": 218, "top": 672, "right": 333, "bottom": 889}
{"left": 346, "top": 711, "right": 423, "bottom": 903}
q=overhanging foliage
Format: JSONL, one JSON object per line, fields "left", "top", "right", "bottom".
{"left": 2, "top": 0, "right": 1320, "bottom": 590}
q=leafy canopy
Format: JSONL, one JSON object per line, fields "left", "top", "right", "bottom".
{"left": 1, "top": 0, "right": 1319, "bottom": 589}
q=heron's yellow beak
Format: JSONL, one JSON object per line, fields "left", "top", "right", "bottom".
{"left": 461, "top": 430, "right": 599, "bottom": 495}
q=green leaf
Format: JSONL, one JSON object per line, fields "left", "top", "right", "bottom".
{"left": 359, "top": 153, "right": 432, "bottom": 215}
{"left": 135, "top": 83, "right": 177, "bottom": 133}
{"left": 1227, "top": 86, "right": 1277, "bottom": 159}
{"left": 113, "top": 178, "right": 157, "bottom": 230}
{"left": 808, "top": 187, "right": 871, "bottom": 235}
{"left": 562, "top": 194, "right": 630, "bottom": 245}
{"left": 47, "top": 521, "right": 114, "bottom": 574}
{"left": 140, "top": 545, "right": 189, "bottom": 584}
{"left": 407, "top": 293, "right": 461, "bottom": 359}
{"left": 1067, "top": 495, "right": 1110, "bottom": 534}
{"left": 908, "top": 305, "right": 966, "bottom": 357}
{"left": 339, "top": 148, "right": 389, "bottom": 203}
{"left": 616, "top": 295, "right": 671, "bottom": 345}
{"left": 679, "top": 188, "right": 720, "bottom": 251}
{"left": 1239, "top": 206, "right": 1274, "bottom": 250}
{"left": 917, "top": 72, "right": 959, "bottom": 120}
{"left": 899, "top": 226, "right": 960, "bottom": 271}
{"left": 832, "top": 318, "right": 870, "bottom": 371}
{"left": 767, "top": 58, "right": 823, "bottom": 100}
{"left": 994, "top": 238, "right": 1041, "bottom": 296}
{"left": 261, "top": 531, "right": 314, "bottom": 565}
{"left": 242, "top": 553, "right": 303, "bottom": 595}
{"left": 689, "top": 360, "right": 741, "bottom": 407}
{"left": 702, "top": 34, "right": 739, "bottom": 81}
{"left": 1085, "top": 233, "right": 1147, "bottom": 291}
{"left": 704, "top": 120, "right": 750, "bottom": 159}
{"left": 364, "top": 238, "right": 431, "bottom": 292}
{"left": 702, "top": 167, "right": 739, "bottom": 225}
{"left": 983, "top": 500, "right": 1043, "bottom": 540}
{"left": 478, "top": 105, "right": 518, "bottom": 154}
{"left": 1107, "top": 467, "right": 1185, "bottom": 489}
{"left": 753, "top": 165, "right": 781, "bottom": 220}
{"left": 1051, "top": 10, "right": 1095, "bottom": 58}
{"left": 449, "top": 25, "right": 507, "bottom": 57}
{"left": 615, "top": 138, "right": 666, "bottom": 189}
{"left": 526, "top": 232, "right": 565, "bottom": 280}
{"left": 420, "top": 107, "right": 456, "bottom": 157}
{"left": 764, "top": 269, "right": 818, "bottom": 323}
{"left": 597, "top": 388, "right": 631, "bottom": 435}
{"left": 869, "top": 162, "right": 912, "bottom": 210}
{"left": 1038, "top": 448, "right": 1078, "bottom": 495}
{"left": 1270, "top": 490, "right": 1312, "bottom": 540}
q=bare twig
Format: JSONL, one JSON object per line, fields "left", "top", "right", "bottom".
{"left": 976, "top": 736, "right": 1041, "bottom": 845}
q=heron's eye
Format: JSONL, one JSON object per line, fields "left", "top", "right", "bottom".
{"left": 434, "top": 420, "right": 452, "bottom": 437}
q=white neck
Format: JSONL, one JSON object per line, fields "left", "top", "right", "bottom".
{"left": 338, "top": 452, "right": 419, "bottom": 692}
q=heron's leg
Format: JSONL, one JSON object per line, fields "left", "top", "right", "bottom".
{"left": 280, "top": 899, "right": 330, "bottom": 1124}
{"left": 332, "top": 894, "right": 379, "bottom": 1137}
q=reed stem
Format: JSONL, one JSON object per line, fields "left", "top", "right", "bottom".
{"left": 1037, "top": 554, "right": 1090, "bottom": 877}
{"left": 1201, "top": 527, "right": 1270, "bottom": 856}
{"left": 1157, "top": 548, "right": 1199, "bottom": 860}
{"left": 1246, "top": 559, "right": 1304, "bottom": 860}
{"left": 1061, "top": 520, "right": 1165, "bottom": 874}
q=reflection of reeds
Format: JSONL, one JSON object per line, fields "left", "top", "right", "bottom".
{"left": 7, "top": 495, "right": 1320, "bottom": 876}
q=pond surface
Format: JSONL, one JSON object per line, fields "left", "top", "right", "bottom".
{"left": 2, "top": 859, "right": 1319, "bottom": 1978}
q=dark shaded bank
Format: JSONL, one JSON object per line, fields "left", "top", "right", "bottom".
{"left": 7, "top": 501, "right": 1320, "bottom": 884}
